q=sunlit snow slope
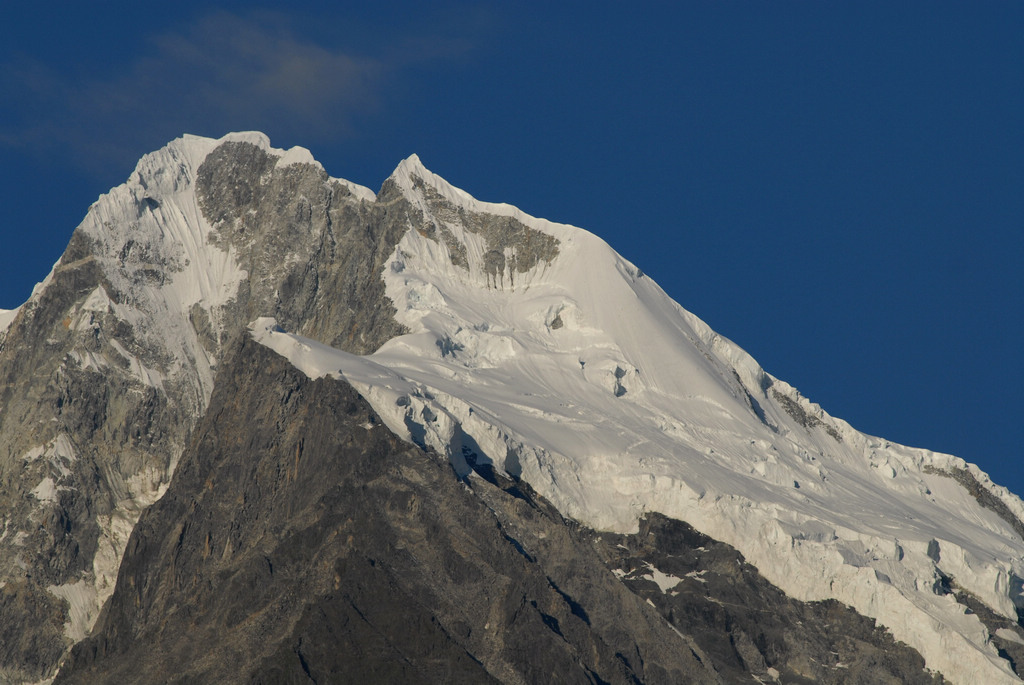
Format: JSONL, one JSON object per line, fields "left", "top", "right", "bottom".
{"left": 254, "top": 153, "right": 1024, "bottom": 685}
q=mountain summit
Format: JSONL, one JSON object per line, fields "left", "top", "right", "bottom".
{"left": 1, "top": 133, "right": 1022, "bottom": 684}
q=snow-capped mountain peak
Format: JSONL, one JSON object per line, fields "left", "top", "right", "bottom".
{"left": 4, "top": 133, "right": 1023, "bottom": 684}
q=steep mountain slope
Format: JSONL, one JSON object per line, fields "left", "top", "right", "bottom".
{"left": 0, "top": 133, "right": 1021, "bottom": 683}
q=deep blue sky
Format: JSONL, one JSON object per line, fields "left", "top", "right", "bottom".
{"left": 2, "top": 3, "right": 1022, "bottom": 497}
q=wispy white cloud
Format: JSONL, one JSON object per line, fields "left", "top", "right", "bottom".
{"left": 142, "top": 13, "right": 384, "bottom": 130}
{"left": 0, "top": 10, "right": 468, "bottom": 174}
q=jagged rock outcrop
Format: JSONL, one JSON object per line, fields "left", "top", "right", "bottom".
{"left": 195, "top": 140, "right": 409, "bottom": 353}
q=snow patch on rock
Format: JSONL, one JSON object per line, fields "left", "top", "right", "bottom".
{"left": 276, "top": 145, "right": 322, "bottom": 170}
{"left": 31, "top": 478, "right": 60, "bottom": 505}
{"left": 0, "top": 307, "right": 19, "bottom": 332}
{"left": 47, "top": 579, "right": 99, "bottom": 643}
{"left": 637, "top": 563, "right": 684, "bottom": 594}
{"left": 47, "top": 463, "right": 171, "bottom": 646}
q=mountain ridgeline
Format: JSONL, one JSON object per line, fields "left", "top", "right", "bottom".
{"left": 0, "top": 133, "right": 1021, "bottom": 683}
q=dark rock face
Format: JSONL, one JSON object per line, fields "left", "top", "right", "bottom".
{"left": 0, "top": 580, "right": 67, "bottom": 682}
{"left": 770, "top": 387, "right": 843, "bottom": 442}
{"left": 56, "top": 339, "right": 945, "bottom": 685}
{"left": 598, "top": 514, "right": 946, "bottom": 685}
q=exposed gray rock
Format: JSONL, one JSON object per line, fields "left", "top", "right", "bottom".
{"left": 0, "top": 580, "right": 67, "bottom": 684}
{"left": 196, "top": 140, "right": 408, "bottom": 354}
{"left": 0, "top": 242, "right": 181, "bottom": 682}
{"left": 597, "top": 513, "right": 947, "bottom": 684}
{"left": 407, "top": 173, "right": 560, "bottom": 288}
{"left": 771, "top": 387, "right": 843, "bottom": 442}
{"left": 924, "top": 464, "right": 1024, "bottom": 545}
